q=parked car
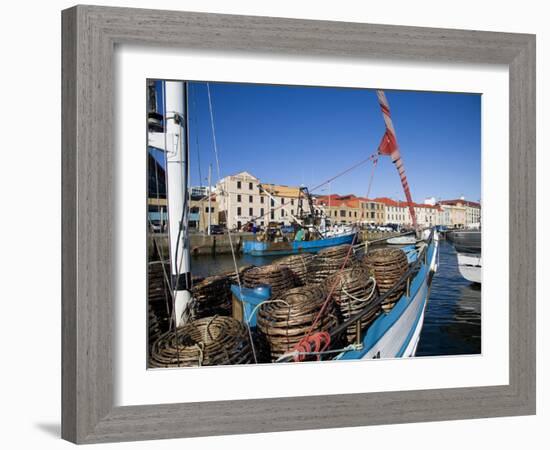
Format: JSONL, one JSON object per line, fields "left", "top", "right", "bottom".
{"left": 208, "top": 224, "right": 224, "bottom": 235}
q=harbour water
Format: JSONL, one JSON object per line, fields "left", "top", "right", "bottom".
{"left": 189, "top": 238, "right": 481, "bottom": 358}
{"left": 416, "top": 239, "right": 481, "bottom": 356}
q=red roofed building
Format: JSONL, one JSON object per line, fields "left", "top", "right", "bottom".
{"left": 373, "top": 197, "right": 440, "bottom": 227}
{"left": 315, "top": 194, "right": 362, "bottom": 224}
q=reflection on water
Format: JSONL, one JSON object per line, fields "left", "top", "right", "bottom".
{"left": 190, "top": 253, "right": 280, "bottom": 279}
{"left": 189, "top": 238, "right": 481, "bottom": 357}
{"left": 416, "top": 239, "right": 481, "bottom": 356}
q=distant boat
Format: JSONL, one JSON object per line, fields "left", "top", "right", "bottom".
{"left": 242, "top": 231, "right": 357, "bottom": 256}
{"left": 447, "top": 230, "right": 481, "bottom": 254}
{"left": 456, "top": 252, "right": 482, "bottom": 284}
{"left": 448, "top": 230, "right": 481, "bottom": 284}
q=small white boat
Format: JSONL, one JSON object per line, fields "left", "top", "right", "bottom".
{"left": 457, "top": 252, "right": 481, "bottom": 284}
{"left": 387, "top": 235, "right": 417, "bottom": 245}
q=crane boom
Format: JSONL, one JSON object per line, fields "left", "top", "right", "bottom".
{"left": 375, "top": 90, "right": 418, "bottom": 228}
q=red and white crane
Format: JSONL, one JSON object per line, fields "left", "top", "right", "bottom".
{"left": 376, "top": 90, "right": 418, "bottom": 229}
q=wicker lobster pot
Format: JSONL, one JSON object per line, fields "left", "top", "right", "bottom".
{"left": 190, "top": 274, "right": 233, "bottom": 319}
{"left": 307, "top": 244, "right": 356, "bottom": 284}
{"left": 243, "top": 264, "right": 296, "bottom": 298}
{"left": 256, "top": 284, "right": 338, "bottom": 361}
{"left": 272, "top": 253, "right": 315, "bottom": 286}
{"left": 324, "top": 265, "right": 379, "bottom": 343}
{"left": 363, "top": 248, "right": 409, "bottom": 311}
{"left": 149, "top": 316, "right": 254, "bottom": 368}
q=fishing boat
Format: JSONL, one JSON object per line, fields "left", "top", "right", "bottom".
{"left": 233, "top": 231, "right": 439, "bottom": 361}
{"left": 241, "top": 185, "right": 357, "bottom": 257}
{"left": 147, "top": 81, "right": 439, "bottom": 365}
{"left": 242, "top": 230, "right": 357, "bottom": 256}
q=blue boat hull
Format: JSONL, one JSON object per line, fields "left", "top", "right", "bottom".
{"left": 336, "top": 234, "right": 438, "bottom": 360}
{"left": 242, "top": 232, "right": 357, "bottom": 256}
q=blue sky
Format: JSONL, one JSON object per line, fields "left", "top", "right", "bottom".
{"left": 153, "top": 81, "right": 481, "bottom": 202}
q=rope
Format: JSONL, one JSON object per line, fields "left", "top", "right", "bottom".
{"left": 292, "top": 331, "right": 331, "bottom": 362}
{"left": 246, "top": 299, "right": 291, "bottom": 325}
{"left": 342, "top": 276, "right": 377, "bottom": 303}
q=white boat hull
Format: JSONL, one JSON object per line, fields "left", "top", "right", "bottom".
{"left": 457, "top": 252, "right": 481, "bottom": 284}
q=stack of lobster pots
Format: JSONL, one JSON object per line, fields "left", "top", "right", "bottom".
{"left": 147, "top": 261, "right": 172, "bottom": 338}
{"left": 243, "top": 264, "right": 297, "bottom": 297}
{"left": 272, "top": 253, "right": 315, "bottom": 286}
{"left": 190, "top": 265, "right": 256, "bottom": 320}
{"left": 307, "top": 244, "right": 357, "bottom": 284}
{"left": 324, "top": 264, "right": 379, "bottom": 343}
{"left": 363, "top": 247, "right": 409, "bottom": 311}
{"left": 149, "top": 316, "right": 254, "bottom": 368}
{"left": 256, "top": 284, "right": 338, "bottom": 361}
{"left": 190, "top": 274, "right": 233, "bottom": 319}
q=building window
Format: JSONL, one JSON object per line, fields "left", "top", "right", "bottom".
{"left": 205, "top": 207, "right": 215, "bottom": 213}
{"left": 281, "top": 198, "right": 285, "bottom": 205}
{"left": 261, "top": 196, "right": 265, "bottom": 204}
{"left": 237, "top": 194, "right": 241, "bottom": 202}
{"left": 270, "top": 210, "right": 274, "bottom": 220}
{"left": 291, "top": 199, "right": 294, "bottom": 206}
{"left": 260, "top": 208, "right": 264, "bottom": 217}
{"left": 354, "top": 211, "right": 357, "bottom": 217}
{"left": 340, "top": 210, "right": 346, "bottom": 217}
{"left": 271, "top": 199, "right": 274, "bottom": 207}
{"left": 237, "top": 221, "right": 241, "bottom": 229}
{"left": 249, "top": 182, "right": 253, "bottom": 190}
{"left": 281, "top": 210, "right": 285, "bottom": 217}
{"left": 291, "top": 209, "right": 294, "bottom": 215}
{"left": 348, "top": 211, "right": 351, "bottom": 217}
{"left": 237, "top": 181, "right": 241, "bottom": 189}
{"left": 237, "top": 207, "right": 241, "bottom": 216}
{"left": 249, "top": 208, "right": 253, "bottom": 216}
{"left": 249, "top": 195, "right": 253, "bottom": 202}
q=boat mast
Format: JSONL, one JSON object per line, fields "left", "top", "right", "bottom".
{"left": 164, "top": 80, "right": 192, "bottom": 327}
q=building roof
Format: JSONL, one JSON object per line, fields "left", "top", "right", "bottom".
{"left": 260, "top": 183, "right": 303, "bottom": 198}
{"left": 371, "top": 197, "right": 441, "bottom": 210}
{"left": 439, "top": 199, "right": 481, "bottom": 208}
{"left": 219, "top": 171, "right": 259, "bottom": 183}
{"left": 315, "top": 194, "right": 361, "bottom": 208}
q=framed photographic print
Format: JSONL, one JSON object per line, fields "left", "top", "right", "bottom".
{"left": 62, "top": 5, "right": 535, "bottom": 444}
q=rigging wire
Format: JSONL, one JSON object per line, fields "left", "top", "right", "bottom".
{"left": 192, "top": 84, "right": 204, "bottom": 188}
{"left": 250, "top": 151, "right": 378, "bottom": 223}
{"left": 289, "top": 155, "right": 380, "bottom": 357}
{"left": 206, "top": 82, "right": 259, "bottom": 363}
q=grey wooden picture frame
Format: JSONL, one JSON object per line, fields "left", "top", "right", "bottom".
{"left": 62, "top": 5, "right": 536, "bottom": 444}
